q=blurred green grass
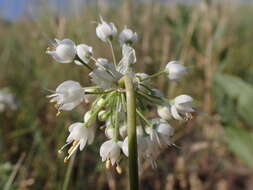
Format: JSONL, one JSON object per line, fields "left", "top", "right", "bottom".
{"left": 0, "top": 1, "right": 253, "bottom": 189}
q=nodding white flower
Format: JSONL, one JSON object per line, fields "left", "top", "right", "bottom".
{"left": 157, "top": 104, "right": 171, "bottom": 120}
{"left": 47, "top": 80, "right": 85, "bottom": 112}
{"left": 122, "top": 135, "right": 159, "bottom": 168}
{"left": 122, "top": 136, "right": 148, "bottom": 158}
{"left": 96, "top": 16, "right": 117, "bottom": 42}
{"left": 89, "top": 58, "right": 121, "bottom": 89}
{"left": 100, "top": 139, "right": 122, "bottom": 166}
{"left": 64, "top": 122, "right": 95, "bottom": 160}
{"left": 75, "top": 44, "right": 93, "bottom": 65}
{"left": 147, "top": 118, "right": 174, "bottom": 148}
{"left": 46, "top": 39, "right": 76, "bottom": 63}
{"left": 165, "top": 61, "right": 187, "bottom": 80}
{"left": 171, "top": 94, "right": 195, "bottom": 120}
{"left": 119, "top": 27, "right": 138, "bottom": 46}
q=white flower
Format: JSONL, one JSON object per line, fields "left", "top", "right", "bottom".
{"left": 46, "top": 39, "right": 76, "bottom": 63}
{"left": 74, "top": 44, "right": 93, "bottom": 65}
{"left": 117, "top": 44, "right": 136, "bottom": 75}
{"left": 122, "top": 135, "right": 159, "bottom": 168}
{"left": 89, "top": 58, "right": 121, "bottom": 89}
{"left": 64, "top": 122, "right": 95, "bottom": 161}
{"left": 122, "top": 136, "right": 148, "bottom": 158}
{"left": 48, "top": 80, "right": 85, "bottom": 111}
{"left": 67, "top": 122, "right": 95, "bottom": 149}
{"left": 157, "top": 104, "right": 171, "bottom": 120}
{"left": 147, "top": 118, "right": 174, "bottom": 147}
{"left": 100, "top": 139, "right": 122, "bottom": 166}
{"left": 171, "top": 94, "right": 195, "bottom": 120}
{"left": 119, "top": 27, "right": 138, "bottom": 46}
{"left": 165, "top": 61, "right": 187, "bottom": 80}
{"left": 96, "top": 16, "right": 117, "bottom": 42}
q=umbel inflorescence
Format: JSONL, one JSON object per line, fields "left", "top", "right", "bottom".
{"left": 46, "top": 16, "right": 195, "bottom": 173}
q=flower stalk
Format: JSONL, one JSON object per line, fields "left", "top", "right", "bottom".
{"left": 123, "top": 74, "right": 139, "bottom": 190}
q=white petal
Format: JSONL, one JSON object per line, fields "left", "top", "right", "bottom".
{"left": 100, "top": 140, "right": 113, "bottom": 161}
{"left": 175, "top": 94, "right": 193, "bottom": 104}
{"left": 171, "top": 105, "right": 184, "bottom": 120}
{"left": 79, "top": 138, "right": 88, "bottom": 151}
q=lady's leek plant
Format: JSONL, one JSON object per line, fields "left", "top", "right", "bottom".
{"left": 46, "top": 16, "right": 195, "bottom": 190}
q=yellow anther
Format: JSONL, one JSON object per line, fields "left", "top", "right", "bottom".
{"left": 64, "top": 157, "right": 69, "bottom": 163}
{"left": 116, "top": 165, "right": 122, "bottom": 174}
{"left": 106, "top": 160, "right": 111, "bottom": 169}
{"left": 68, "top": 140, "right": 79, "bottom": 154}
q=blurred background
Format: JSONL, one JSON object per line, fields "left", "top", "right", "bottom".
{"left": 0, "top": 0, "right": 253, "bottom": 189}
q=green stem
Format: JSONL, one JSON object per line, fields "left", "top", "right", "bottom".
{"left": 136, "top": 109, "right": 152, "bottom": 127}
{"left": 113, "top": 93, "right": 120, "bottom": 141}
{"left": 123, "top": 74, "right": 139, "bottom": 190}
{"left": 63, "top": 152, "right": 76, "bottom": 190}
{"left": 75, "top": 55, "right": 93, "bottom": 70}
{"left": 141, "top": 70, "right": 166, "bottom": 81}
{"left": 108, "top": 40, "right": 117, "bottom": 68}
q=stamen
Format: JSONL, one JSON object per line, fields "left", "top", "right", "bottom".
{"left": 66, "top": 141, "right": 80, "bottom": 159}
{"left": 68, "top": 140, "right": 79, "bottom": 154}
{"left": 58, "top": 142, "right": 71, "bottom": 154}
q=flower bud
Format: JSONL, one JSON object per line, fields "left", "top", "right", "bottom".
{"left": 165, "top": 61, "right": 187, "bottom": 80}
{"left": 119, "top": 27, "right": 138, "bottom": 46}
{"left": 75, "top": 44, "right": 93, "bottom": 65}
{"left": 96, "top": 16, "right": 117, "bottom": 42}
{"left": 105, "top": 127, "right": 114, "bottom": 139}
{"left": 97, "top": 98, "right": 105, "bottom": 107}
{"left": 98, "top": 110, "right": 109, "bottom": 121}
{"left": 46, "top": 39, "right": 76, "bottom": 63}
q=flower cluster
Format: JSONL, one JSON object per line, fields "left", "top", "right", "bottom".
{"left": 46, "top": 16, "right": 195, "bottom": 173}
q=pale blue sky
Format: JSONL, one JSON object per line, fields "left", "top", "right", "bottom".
{"left": 0, "top": 0, "right": 251, "bottom": 21}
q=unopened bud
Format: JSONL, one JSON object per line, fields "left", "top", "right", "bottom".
{"left": 98, "top": 110, "right": 109, "bottom": 121}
